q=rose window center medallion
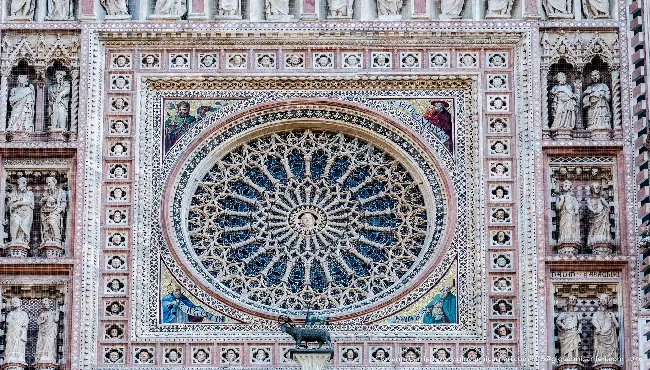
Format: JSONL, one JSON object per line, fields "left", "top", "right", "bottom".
{"left": 184, "top": 128, "right": 439, "bottom": 315}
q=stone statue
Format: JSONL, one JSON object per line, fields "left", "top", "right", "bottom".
{"left": 587, "top": 182, "right": 612, "bottom": 249}
{"left": 47, "top": 0, "right": 70, "bottom": 19}
{"left": 40, "top": 177, "right": 67, "bottom": 245}
{"left": 551, "top": 72, "right": 577, "bottom": 129}
{"left": 440, "top": 0, "right": 464, "bottom": 18}
{"left": 7, "top": 75, "right": 35, "bottom": 132}
{"left": 329, "top": 0, "right": 353, "bottom": 17}
{"left": 218, "top": 0, "right": 239, "bottom": 16}
{"left": 583, "top": 70, "right": 611, "bottom": 130}
{"left": 153, "top": 0, "right": 186, "bottom": 16}
{"left": 265, "top": 0, "right": 290, "bottom": 18}
{"left": 9, "top": 0, "right": 35, "bottom": 18}
{"left": 377, "top": 0, "right": 402, "bottom": 16}
{"left": 35, "top": 298, "right": 59, "bottom": 366}
{"left": 4, "top": 297, "right": 29, "bottom": 365}
{"left": 592, "top": 293, "right": 619, "bottom": 363}
{"left": 556, "top": 180, "right": 581, "bottom": 246}
{"left": 556, "top": 295, "right": 582, "bottom": 362}
{"left": 486, "top": 0, "right": 512, "bottom": 17}
{"left": 582, "top": 0, "right": 609, "bottom": 18}
{"left": 543, "top": 0, "right": 572, "bottom": 16}
{"left": 100, "top": 0, "right": 129, "bottom": 15}
{"left": 48, "top": 71, "right": 70, "bottom": 131}
{"left": 8, "top": 177, "right": 34, "bottom": 245}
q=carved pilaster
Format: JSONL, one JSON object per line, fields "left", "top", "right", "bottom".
{"left": 609, "top": 69, "right": 621, "bottom": 130}
{"left": 35, "top": 70, "right": 45, "bottom": 133}
{"left": 70, "top": 69, "right": 79, "bottom": 132}
{"left": 541, "top": 69, "right": 549, "bottom": 130}
{"left": 0, "top": 67, "right": 10, "bottom": 132}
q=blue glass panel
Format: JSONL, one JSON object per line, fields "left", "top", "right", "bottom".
{"left": 288, "top": 263, "right": 304, "bottom": 293}
{"left": 245, "top": 252, "right": 274, "bottom": 275}
{"left": 342, "top": 253, "right": 369, "bottom": 276}
{"left": 356, "top": 244, "right": 387, "bottom": 263}
{"left": 219, "top": 231, "right": 250, "bottom": 246}
{"left": 310, "top": 150, "right": 327, "bottom": 179}
{"left": 360, "top": 230, "right": 394, "bottom": 245}
{"left": 310, "top": 264, "right": 327, "bottom": 293}
{"left": 230, "top": 180, "right": 260, "bottom": 200}
{"left": 266, "top": 260, "right": 286, "bottom": 286}
{"left": 265, "top": 156, "right": 287, "bottom": 183}
{"left": 362, "top": 198, "right": 394, "bottom": 212}
{"left": 354, "top": 182, "right": 384, "bottom": 200}
{"left": 329, "top": 260, "right": 350, "bottom": 286}
{"left": 365, "top": 215, "right": 397, "bottom": 228}
{"left": 343, "top": 166, "right": 370, "bottom": 190}
{"left": 218, "top": 215, "right": 248, "bottom": 228}
{"left": 328, "top": 157, "right": 350, "bottom": 184}
{"left": 227, "top": 244, "right": 259, "bottom": 263}
{"left": 288, "top": 151, "right": 305, "bottom": 179}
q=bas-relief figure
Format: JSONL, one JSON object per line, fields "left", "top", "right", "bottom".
{"left": 265, "top": 0, "right": 290, "bottom": 18}
{"left": 9, "top": 0, "right": 35, "bottom": 18}
{"left": 586, "top": 182, "right": 612, "bottom": 249}
{"left": 35, "top": 298, "right": 59, "bottom": 365}
{"left": 8, "top": 177, "right": 34, "bottom": 245}
{"left": 582, "top": 0, "right": 609, "bottom": 18}
{"left": 153, "top": 0, "right": 187, "bottom": 16}
{"left": 392, "top": 286, "right": 457, "bottom": 324}
{"left": 556, "top": 180, "right": 581, "bottom": 245}
{"left": 4, "top": 298, "right": 29, "bottom": 365}
{"left": 440, "top": 0, "right": 464, "bottom": 18}
{"left": 161, "top": 285, "right": 225, "bottom": 323}
{"left": 377, "top": 0, "right": 403, "bottom": 16}
{"left": 329, "top": 0, "right": 353, "bottom": 17}
{"left": 218, "top": 0, "right": 240, "bottom": 16}
{"left": 543, "top": 0, "right": 572, "bottom": 17}
{"left": 583, "top": 70, "right": 611, "bottom": 130}
{"left": 48, "top": 71, "right": 70, "bottom": 131}
{"left": 101, "top": 0, "right": 129, "bottom": 15}
{"left": 592, "top": 293, "right": 619, "bottom": 363}
{"left": 7, "top": 76, "right": 35, "bottom": 132}
{"left": 486, "top": 0, "right": 512, "bottom": 17}
{"left": 47, "top": 0, "right": 70, "bottom": 20}
{"left": 40, "top": 177, "right": 67, "bottom": 246}
{"left": 550, "top": 72, "right": 577, "bottom": 129}
{"left": 556, "top": 295, "right": 582, "bottom": 362}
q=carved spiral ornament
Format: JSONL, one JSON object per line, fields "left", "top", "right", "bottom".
{"left": 185, "top": 128, "right": 436, "bottom": 314}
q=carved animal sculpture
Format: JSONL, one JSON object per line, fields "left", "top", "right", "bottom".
{"left": 279, "top": 316, "right": 331, "bottom": 349}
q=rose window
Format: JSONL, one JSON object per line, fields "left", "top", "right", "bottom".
{"left": 186, "top": 129, "right": 433, "bottom": 313}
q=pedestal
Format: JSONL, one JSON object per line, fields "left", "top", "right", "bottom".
{"left": 150, "top": 14, "right": 185, "bottom": 20}
{"left": 1, "top": 364, "right": 27, "bottom": 370}
{"left": 6, "top": 16, "right": 33, "bottom": 22}
{"left": 438, "top": 14, "right": 462, "bottom": 19}
{"left": 7, "top": 131, "right": 30, "bottom": 142}
{"left": 377, "top": 14, "right": 403, "bottom": 20}
{"left": 6, "top": 242, "right": 29, "bottom": 258}
{"left": 39, "top": 242, "right": 64, "bottom": 258}
{"left": 215, "top": 14, "right": 243, "bottom": 20}
{"left": 556, "top": 361, "right": 585, "bottom": 370}
{"left": 290, "top": 349, "right": 334, "bottom": 370}
{"left": 48, "top": 130, "right": 66, "bottom": 142}
{"left": 593, "top": 362, "right": 620, "bottom": 370}
{"left": 266, "top": 14, "right": 295, "bottom": 21}
{"left": 105, "top": 14, "right": 132, "bottom": 21}
{"left": 546, "top": 12, "right": 574, "bottom": 18}
{"left": 34, "top": 363, "right": 57, "bottom": 370}
{"left": 327, "top": 14, "right": 352, "bottom": 19}
{"left": 554, "top": 128, "right": 573, "bottom": 140}
{"left": 591, "top": 243, "right": 614, "bottom": 255}
{"left": 556, "top": 243, "right": 581, "bottom": 255}
{"left": 590, "top": 129, "right": 611, "bottom": 141}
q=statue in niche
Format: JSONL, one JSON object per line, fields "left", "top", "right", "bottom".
{"left": 9, "top": 0, "right": 35, "bottom": 18}
{"left": 550, "top": 72, "right": 578, "bottom": 129}
{"left": 440, "top": 0, "right": 464, "bottom": 18}
{"left": 329, "top": 0, "right": 353, "bottom": 17}
{"left": 4, "top": 297, "right": 29, "bottom": 365}
{"left": 47, "top": 0, "right": 70, "bottom": 19}
{"left": 35, "top": 298, "right": 59, "bottom": 365}
{"left": 153, "top": 0, "right": 187, "bottom": 17}
{"left": 592, "top": 293, "right": 619, "bottom": 363}
{"left": 8, "top": 177, "right": 34, "bottom": 245}
{"left": 556, "top": 295, "right": 582, "bottom": 362}
{"left": 48, "top": 71, "right": 70, "bottom": 131}
{"left": 587, "top": 182, "right": 613, "bottom": 249}
{"left": 100, "top": 0, "right": 129, "bottom": 15}
{"left": 377, "top": 0, "right": 402, "bottom": 16}
{"left": 556, "top": 180, "right": 581, "bottom": 246}
{"left": 583, "top": 70, "right": 611, "bottom": 130}
{"left": 582, "top": 0, "right": 609, "bottom": 18}
{"left": 218, "top": 0, "right": 239, "bottom": 16}
{"left": 40, "top": 177, "right": 67, "bottom": 246}
{"left": 486, "top": 0, "right": 513, "bottom": 17}
{"left": 265, "top": 0, "right": 290, "bottom": 18}
{"left": 7, "top": 75, "right": 35, "bottom": 132}
{"left": 543, "top": 0, "right": 572, "bottom": 17}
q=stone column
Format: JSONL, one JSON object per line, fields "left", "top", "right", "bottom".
{"left": 290, "top": 350, "right": 333, "bottom": 370}
{"left": 610, "top": 68, "right": 621, "bottom": 129}
{"left": 70, "top": 68, "right": 79, "bottom": 132}
{"left": 35, "top": 71, "right": 45, "bottom": 133}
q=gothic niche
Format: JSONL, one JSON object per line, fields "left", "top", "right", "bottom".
{"left": 549, "top": 158, "right": 616, "bottom": 255}
{"left": 541, "top": 32, "right": 621, "bottom": 141}
{"left": 553, "top": 284, "right": 620, "bottom": 370}
{"left": 0, "top": 285, "right": 66, "bottom": 370}
{"left": 0, "top": 34, "right": 80, "bottom": 142}
{"left": 2, "top": 167, "right": 70, "bottom": 258}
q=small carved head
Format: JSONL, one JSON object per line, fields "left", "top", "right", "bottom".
{"left": 561, "top": 179, "right": 573, "bottom": 192}
{"left": 597, "top": 293, "right": 610, "bottom": 307}
{"left": 41, "top": 297, "right": 53, "bottom": 309}
{"left": 590, "top": 182, "right": 602, "bottom": 195}
{"left": 10, "top": 297, "right": 21, "bottom": 308}
{"left": 590, "top": 70, "right": 602, "bottom": 82}
{"left": 17, "top": 75, "right": 29, "bottom": 85}
{"left": 556, "top": 72, "right": 567, "bottom": 84}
